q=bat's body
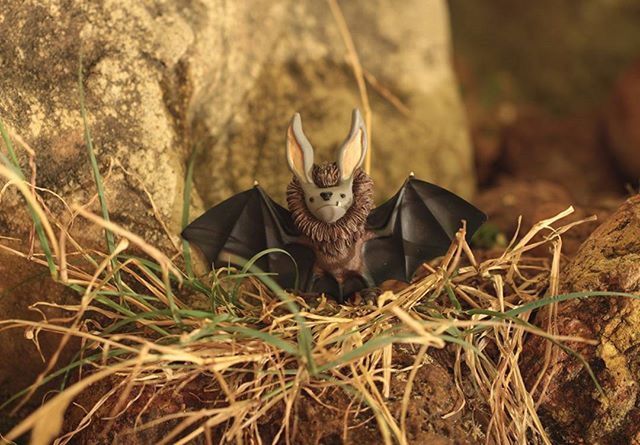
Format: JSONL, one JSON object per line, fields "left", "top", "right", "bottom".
{"left": 309, "top": 229, "right": 373, "bottom": 298}
{"left": 182, "top": 110, "right": 486, "bottom": 303}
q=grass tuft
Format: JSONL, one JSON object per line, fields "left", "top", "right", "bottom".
{"left": 0, "top": 122, "right": 635, "bottom": 444}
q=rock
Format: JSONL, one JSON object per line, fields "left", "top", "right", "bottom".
{"left": 0, "top": 0, "right": 475, "bottom": 247}
{"left": 563, "top": 195, "right": 640, "bottom": 293}
{"left": 523, "top": 194, "right": 640, "bottom": 444}
{"left": 606, "top": 60, "right": 640, "bottom": 181}
{"left": 193, "top": 0, "right": 476, "bottom": 205}
{"left": 476, "top": 179, "right": 573, "bottom": 236}
{"left": 474, "top": 178, "right": 616, "bottom": 256}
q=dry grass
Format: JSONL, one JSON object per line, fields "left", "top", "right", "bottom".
{"left": 0, "top": 115, "right": 604, "bottom": 444}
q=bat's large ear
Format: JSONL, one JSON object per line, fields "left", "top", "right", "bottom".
{"left": 337, "top": 108, "right": 367, "bottom": 181}
{"left": 286, "top": 113, "right": 314, "bottom": 184}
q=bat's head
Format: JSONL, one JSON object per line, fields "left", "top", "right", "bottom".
{"left": 285, "top": 109, "right": 368, "bottom": 224}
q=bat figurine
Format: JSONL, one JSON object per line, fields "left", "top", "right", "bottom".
{"left": 182, "top": 109, "right": 486, "bottom": 303}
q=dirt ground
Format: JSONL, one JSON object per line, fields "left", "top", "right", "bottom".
{"left": 61, "top": 345, "right": 487, "bottom": 445}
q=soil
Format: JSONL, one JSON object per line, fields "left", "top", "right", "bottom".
{"left": 63, "top": 345, "right": 488, "bottom": 445}
{"left": 0, "top": 251, "right": 80, "bottom": 434}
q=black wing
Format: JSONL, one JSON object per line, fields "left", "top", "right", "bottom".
{"left": 181, "top": 186, "right": 315, "bottom": 290}
{"left": 363, "top": 178, "right": 486, "bottom": 284}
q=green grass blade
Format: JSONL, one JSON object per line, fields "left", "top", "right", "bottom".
{"left": 467, "top": 291, "right": 640, "bottom": 319}
{"left": 77, "top": 56, "right": 121, "bottom": 288}
{"left": 445, "top": 283, "right": 462, "bottom": 311}
{"left": 181, "top": 153, "right": 195, "bottom": 278}
{"left": 0, "top": 118, "right": 20, "bottom": 167}
{"left": 439, "top": 334, "right": 488, "bottom": 362}
{"left": 231, "top": 248, "right": 299, "bottom": 300}
{"left": 318, "top": 334, "right": 401, "bottom": 372}
{"left": 0, "top": 118, "right": 57, "bottom": 278}
{"left": 222, "top": 326, "right": 299, "bottom": 355}
{"left": 231, "top": 258, "right": 315, "bottom": 374}
{"left": 264, "top": 273, "right": 316, "bottom": 372}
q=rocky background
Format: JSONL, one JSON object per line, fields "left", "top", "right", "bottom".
{"left": 1, "top": 0, "right": 640, "bottom": 442}
{"left": 450, "top": 0, "right": 640, "bottom": 220}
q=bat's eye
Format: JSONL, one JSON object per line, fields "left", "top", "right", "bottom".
{"left": 340, "top": 193, "right": 346, "bottom": 198}
{"left": 309, "top": 197, "right": 314, "bottom": 203}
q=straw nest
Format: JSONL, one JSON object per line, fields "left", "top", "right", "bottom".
{"left": 0, "top": 117, "right": 602, "bottom": 444}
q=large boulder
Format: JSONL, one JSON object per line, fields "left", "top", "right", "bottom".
{"left": 0, "top": 0, "right": 475, "bottom": 246}
{"left": 523, "top": 195, "right": 640, "bottom": 444}
{"left": 192, "top": 0, "right": 476, "bottom": 204}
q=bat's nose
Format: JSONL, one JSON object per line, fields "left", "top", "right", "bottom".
{"left": 320, "top": 191, "right": 333, "bottom": 201}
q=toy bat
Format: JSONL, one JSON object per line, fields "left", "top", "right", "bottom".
{"left": 182, "top": 109, "right": 486, "bottom": 303}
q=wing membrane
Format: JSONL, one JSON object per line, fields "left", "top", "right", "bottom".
{"left": 364, "top": 178, "right": 486, "bottom": 284}
{"left": 182, "top": 186, "right": 315, "bottom": 289}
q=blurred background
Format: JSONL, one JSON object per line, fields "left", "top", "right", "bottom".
{"left": 1, "top": 0, "right": 640, "bottom": 432}
{"left": 449, "top": 0, "right": 640, "bottom": 254}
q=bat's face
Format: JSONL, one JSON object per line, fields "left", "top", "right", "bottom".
{"left": 286, "top": 109, "right": 368, "bottom": 225}
{"left": 300, "top": 178, "right": 354, "bottom": 224}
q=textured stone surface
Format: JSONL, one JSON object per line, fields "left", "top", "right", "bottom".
{"left": 0, "top": 0, "right": 475, "bottom": 248}
{"left": 523, "top": 195, "right": 640, "bottom": 444}
{"left": 192, "top": 0, "right": 475, "bottom": 205}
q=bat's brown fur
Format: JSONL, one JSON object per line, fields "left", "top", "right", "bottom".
{"left": 286, "top": 162, "right": 374, "bottom": 264}
{"left": 311, "top": 162, "right": 341, "bottom": 188}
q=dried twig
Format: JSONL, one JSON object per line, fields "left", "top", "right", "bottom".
{"left": 328, "top": 0, "right": 373, "bottom": 174}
